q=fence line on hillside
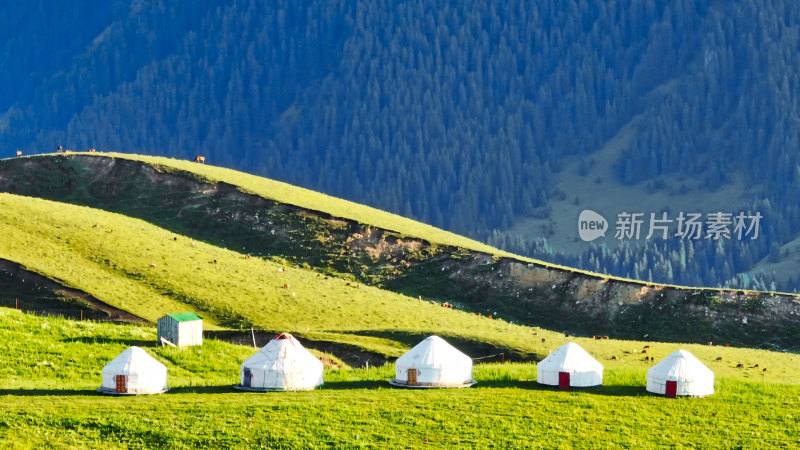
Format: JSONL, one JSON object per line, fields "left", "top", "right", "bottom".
{"left": 0, "top": 297, "right": 91, "bottom": 321}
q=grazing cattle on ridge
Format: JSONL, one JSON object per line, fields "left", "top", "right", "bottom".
{"left": 15, "top": 150, "right": 21, "bottom": 157}
{"left": 194, "top": 155, "right": 206, "bottom": 163}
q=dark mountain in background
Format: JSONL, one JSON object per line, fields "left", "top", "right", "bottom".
{"left": 3, "top": 0, "right": 800, "bottom": 291}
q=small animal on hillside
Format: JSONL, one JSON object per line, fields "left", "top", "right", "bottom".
{"left": 245, "top": 254, "right": 251, "bottom": 259}
{"left": 603, "top": 336, "right": 609, "bottom": 340}
{"left": 707, "top": 341, "right": 713, "bottom": 346}
{"left": 88, "top": 148, "right": 96, "bottom": 152}
{"left": 194, "top": 155, "right": 206, "bottom": 163}
{"left": 641, "top": 349, "right": 647, "bottom": 354}
{"left": 762, "top": 368, "right": 767, "bottom": 372}
{"left": 57, "top": 145, "right": 63, "bottom": 153}
{"left": 736, "top": 363, "right": 744, "bottom": 368}
{"left": 15, "top": 150, "right": 22, "bottom": 157}
{"left": 541, "top": 338, "right": 546, "bottom": 343}
{"left": 643, "top": 345, "right": 651, "bottom": 349}
{"left": 715, "top": 356, "right": 723, "bottom": 361}
{"left": 611, "top": 355, "right": 618, "bottom": 360}
{"left": 753, "top": 364, "right": 759, "bottom": 368}
{"left": 284, "top": 283, "right": 291, "bottom": 289}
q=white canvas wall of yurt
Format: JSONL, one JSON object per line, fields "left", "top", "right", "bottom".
{"left": 98, "top": 346, "right": 168, "bottom": 395}
{"left": 237, "top": 333, "right": 324, "bottom": 391}
{"left": 537, "top": 342, "right": 603, "bottom": 389}
{"left": 646, "top": 350, "right": 714, "bottom": 398}
{"left": 390, "top": 335, "right": 475, "bottom": 388}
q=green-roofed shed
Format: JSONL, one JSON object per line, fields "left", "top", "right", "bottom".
{"left": 157, "top": 312, "right": 203, "bottom": 347}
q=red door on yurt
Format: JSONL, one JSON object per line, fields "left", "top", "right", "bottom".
{"left": 558, "top": 372, "right": 570, "bottom": 390}
{"left": 665, "top": 380, "right": 678, "bottom": 398}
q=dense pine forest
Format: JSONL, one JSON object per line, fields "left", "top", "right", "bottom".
{"left": 2, "top": 0, "right": 800, "bottom": 291}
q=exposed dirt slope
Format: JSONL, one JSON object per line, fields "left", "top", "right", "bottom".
{"left": 0, "top": 154, "right": 798, "bottom": 349}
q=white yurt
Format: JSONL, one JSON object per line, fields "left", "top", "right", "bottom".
{"left": 237, "top": 333, "right": 324, "bottom": 391}
{"left": 98, "top": 346, "right": 168, "bottom": 395}
{"left": 537, "top": 342, "right": 603, "bottom": 389}
{"left": 390, "top": 335, "right": 475, "bottom": 388}
{"left": 646, "top": 349, "right": 714, "bottom": 397}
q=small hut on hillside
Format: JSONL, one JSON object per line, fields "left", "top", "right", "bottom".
{"left": 157, "top": 312, "right": 203, "bottom": 347}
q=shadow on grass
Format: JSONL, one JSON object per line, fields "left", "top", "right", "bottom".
{"left": 320, "top": 380, "right": 388, "bottom": 390}
{"left": 167, "top": 385, "right": 238, "bottom": 394}
{"left": 61, "top": 337, "right": 154, "bottom": 347}
{"left": 588, "top": 384, "right": 648, "bottom": 397}
{"left": 0, "top": 388, "right": 99, "bottom": 396}
{"left": 473, "top": 380, "right": 646, "bottom": 397}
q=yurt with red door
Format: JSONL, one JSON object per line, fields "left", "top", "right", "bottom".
{"left": 237, "top": 333, "right": 324, "bottom": 391}
{"left": 536, "top": 342, "right": 603, "bottom": 389}
{"left": 646, "top": 350, "right": 714, "bottom": 397}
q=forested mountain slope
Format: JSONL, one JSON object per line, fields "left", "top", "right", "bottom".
{"left": 3, "top": 1, "right": 800, "bottom": 290}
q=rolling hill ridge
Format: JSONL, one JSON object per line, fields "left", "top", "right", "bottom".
{"left": 0, "top": 153, "right": 798, "bottom": 352}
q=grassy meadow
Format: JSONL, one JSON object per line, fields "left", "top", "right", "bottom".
{"left": 0, "top": 309, "right": 798, "bottom": 448}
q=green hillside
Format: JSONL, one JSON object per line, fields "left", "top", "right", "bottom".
{"left": 0, "top": 192, "right": 530, "bottom": 357}
{"left": 0, "top": 152, "right": 765, "bottom": 289}
{"left": 2, "top": 153, "right": 800, "bottom": 354}
{"left": 0, "top": 153, "right": 799, "bottom": 446}
{"left": 1, "top": 191, "right": 799, "bottom": 375}
{"left": 1, "top": 309, "right": 798, "bottom": 448}
{"left": 88, "top": 152, "right": 506, "bottom": 255}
